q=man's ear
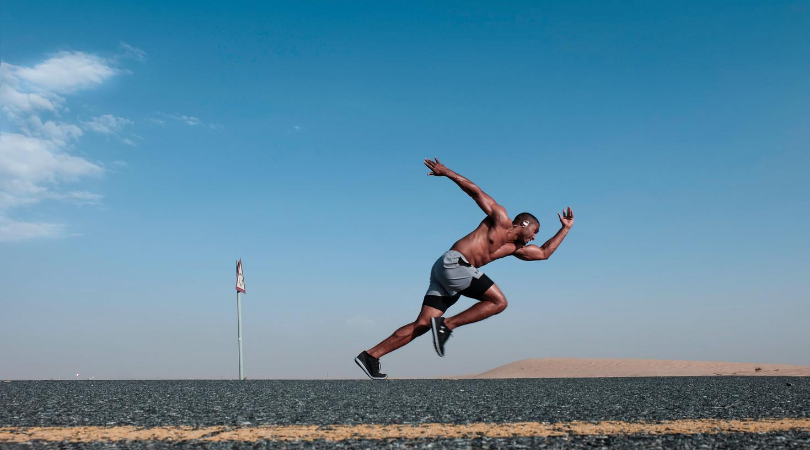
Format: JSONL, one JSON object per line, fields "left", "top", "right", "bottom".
{"left": 521, "top": 220, "right": 529, "bottom": 228}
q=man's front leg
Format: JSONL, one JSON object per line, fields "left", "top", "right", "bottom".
{"left": 444, "top": 284, "right": 508, "bottom": 330}
{"left": 367, "top": 306, "right": 443, "bottom": 358}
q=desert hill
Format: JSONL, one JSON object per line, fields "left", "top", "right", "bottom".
{"left": 459, "top": 358, "right": 810, "bottom": 378}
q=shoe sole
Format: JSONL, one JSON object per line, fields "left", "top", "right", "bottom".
{"left": 354, "top": 357, "right": 387, "bottom": 380}
{"left": 431, "top": 317, "right": 444, "bottom": 357}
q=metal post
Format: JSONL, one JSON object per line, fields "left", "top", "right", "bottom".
{"left": 237, "top": 291, "right": 245, "bottom": 380}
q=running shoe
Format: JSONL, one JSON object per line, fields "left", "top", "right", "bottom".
{"left": 355, "top": 351, "right": 388, "bottom": 380}
{"left": 431, "top": 317, "right": 452, "bottom": 357}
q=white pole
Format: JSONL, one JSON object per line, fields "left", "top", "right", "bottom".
{"left": 237, "top": 291, "right": 245, "bottom": 380}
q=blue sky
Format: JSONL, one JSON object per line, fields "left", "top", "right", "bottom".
{"left": 1, "top": 1, "right": 808, "bottom": 379}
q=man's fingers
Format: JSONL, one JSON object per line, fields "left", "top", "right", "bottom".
{"left": 558, "top": 212, "right": 563, "bottom": 220}
{"left": 435, "top": 157, "right": 441, "bottom": 164}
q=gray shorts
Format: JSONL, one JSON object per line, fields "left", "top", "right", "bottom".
{"left": 423, "top": 250, "right": 495, "bottom": 312}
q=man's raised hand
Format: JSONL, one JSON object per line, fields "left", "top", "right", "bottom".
{"left": 558, "top": 206, "right": 574, "bottom": 229}
{"left": 424, "top": 157, "right": 449, "bottom": 176}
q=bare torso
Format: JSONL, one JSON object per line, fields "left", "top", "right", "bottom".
{"left": 450, "top": 216, "right": 522, "bottom": 268}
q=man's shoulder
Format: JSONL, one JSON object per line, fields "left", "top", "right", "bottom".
{"left": 489, "top": 205, "right": 511, "bottom": 226}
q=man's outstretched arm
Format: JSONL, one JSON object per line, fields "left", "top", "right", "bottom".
{"left": 424, "top": 157, "right": 506, "bottom": 219}
{"left": 514, "top": 207, "right": 574, "bottom": 261}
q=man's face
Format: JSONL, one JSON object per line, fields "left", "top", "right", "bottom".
{"left": 519, "top": 222, "right": 540, "bottom": 245}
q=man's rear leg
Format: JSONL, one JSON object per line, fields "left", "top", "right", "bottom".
{"left": 443, "top": 283, "right": 507, "bottom": 330}
{"left": 366, "top": 305, "right": 443, "bottom": 359}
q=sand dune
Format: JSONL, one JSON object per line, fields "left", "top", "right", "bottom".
{"left": 462, "top": 358, "right": 810, "bottom": 378}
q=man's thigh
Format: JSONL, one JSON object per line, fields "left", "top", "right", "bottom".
{"left": 474, "top": 282, "right": 506, "bottom": 304}
{"left": 458, "top": 273, "right": 496, "bottom": 301}
{"left": 416, "top": 305, "right": 445, "bottom": 323}
{"left": 422, "top": 294, "right": 461, "bottom": 314}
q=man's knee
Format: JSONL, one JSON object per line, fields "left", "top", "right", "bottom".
{"left": 482, "top": 285, "right": 508, "bottom": 314}
{"left": 414, "top": 317, "right": 432, "bottom": 330}
{"left": 492, "top": 297, "right": 507, "bottom": 314}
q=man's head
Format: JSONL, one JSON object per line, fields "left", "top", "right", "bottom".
{"left": 512, "top": 212, "right": 540, "bottom": 245}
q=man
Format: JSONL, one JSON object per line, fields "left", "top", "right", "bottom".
{"left": 355, "top": 158, "right": 574, "bottom": 380}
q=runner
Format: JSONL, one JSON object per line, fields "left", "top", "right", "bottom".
{"left": 355, "top": 158, "right": 574, "bottom": 379}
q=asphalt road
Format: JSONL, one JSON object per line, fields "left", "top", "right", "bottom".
{"left": 2, "top": 377, "right": 809, "bottom": 448}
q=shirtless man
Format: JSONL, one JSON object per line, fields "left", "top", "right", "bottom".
{"left": 355, "top": 158, "right": 574, "bottom": 379}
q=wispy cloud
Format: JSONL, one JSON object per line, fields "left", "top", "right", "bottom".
{"left": 157, "top": 113, "right": 221, "bottom": 129}
{"left": 0, "top": 48, "right": 142, "bottom": 242}
{"left": 0, "top": 217, "right": 68, "bottom": 242}
{"left": 83, "top": 114, "right": 133, "bottom": 134}
{"left": 119, "top": 42, "right": 146, "bottom": 61}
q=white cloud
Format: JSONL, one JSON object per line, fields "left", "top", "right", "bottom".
{"left": 0, "top": 48, "right": 141, "bottom": 241}
{"left": 0, "top": 217, "right": 68, "bottom": 242}
{"left": 82, "top": 114, "right": 136, "bottom": 146}
{"left": 14, "top": 51, "right": 119, "bottom": 94}
{"left": 0, "top": 132, "right": 103, "bottom": 210}
{"left": 26, "top": 116, "right": 84, "bottom": 147}
{"left": 0, "top": 133, "right": 102, "bottom": 187}
{"left": 1, "top": 51, "right": 122, "bottom": 125}
{"left": 48, "top": 190, "right": 104, "bottom": 205}
{"left": 0, "top": 191, "right": 41, "bottom": 210}
{"left": 0, "top": 62, "right": 60, "bottom": 116}
{"left": 83, "top": 114, "right": 133, "bottom": 134}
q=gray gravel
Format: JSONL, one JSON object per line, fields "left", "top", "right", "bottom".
{"left": 1, "top": 377, "right": 809, "bottom": 448}
{"left": 4, "top": 433, "right": 810, "bottom": 450}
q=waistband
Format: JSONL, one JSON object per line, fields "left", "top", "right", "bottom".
{"left": 445, "top": 250, "right": 473, "bottom": 267}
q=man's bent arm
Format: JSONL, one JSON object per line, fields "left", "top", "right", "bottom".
{"left": 514, "top": 207, "right": 574, "bottom": 261}
{"left": 538, "top": 225, "right": 570, "bottom": 258}
{"left": 513, "top": 226, "right": 570, "bottom": 261}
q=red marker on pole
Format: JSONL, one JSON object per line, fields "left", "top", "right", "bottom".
{"left": 236, "top": 259, "right": 246, "bottom": 380}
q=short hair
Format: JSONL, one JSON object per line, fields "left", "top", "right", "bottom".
{"left": 513, "top": 212, "right": 539, "bottom": 228}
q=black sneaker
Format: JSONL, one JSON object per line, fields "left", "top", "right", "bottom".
{"left": 431, "top": 317, "right": 452, "bottom": 357}
{"left": 355, "top": 351, "right": 388, "bottom": 380}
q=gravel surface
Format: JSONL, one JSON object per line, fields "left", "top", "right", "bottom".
{"left": 3, "top": 433, "right": 810, "bottom": 450}
{"left": 2, "top": 377, "right": 808, "bottom": 448}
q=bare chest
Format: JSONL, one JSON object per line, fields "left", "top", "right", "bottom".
{"left": 483, "top": 227, "right": 519, "bottom": 261}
